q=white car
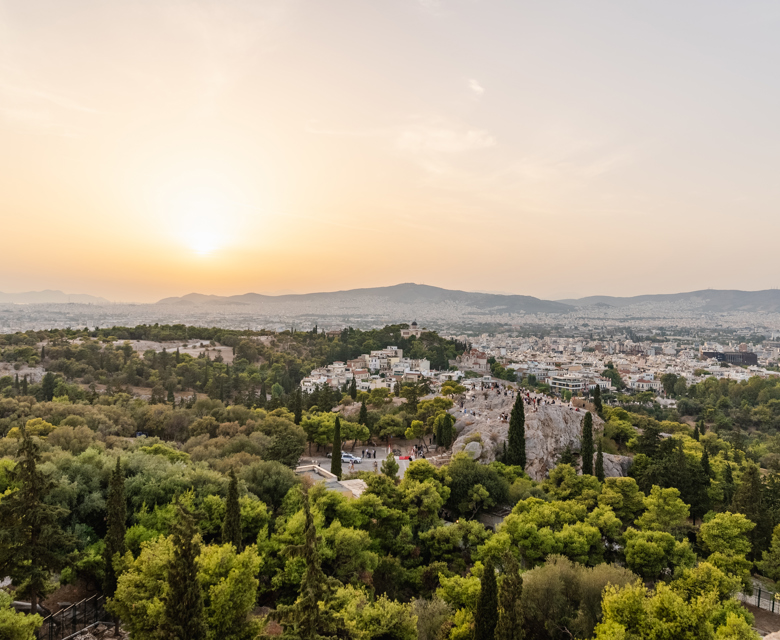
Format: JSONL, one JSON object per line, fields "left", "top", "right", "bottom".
{"left": 341, "top": 452, "right": 362, "bottom": 464}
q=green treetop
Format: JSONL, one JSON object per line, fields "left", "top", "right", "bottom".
{"left": 222, "top": 469, "right": 242, "bottom": 549}
{"left": 495, "top": 554, "right": 523, "bottom": 640}
{"left": 104, "top": 457, "right": 127, "bottom": 600}
{"left": 474, "top": 557, "right": 498, "bottom": 640}
{"left": 0, "top": 427, "right": 75, "bottom": 616}
{"left": 163, "top": 504, "right": 208, "bottom": 640}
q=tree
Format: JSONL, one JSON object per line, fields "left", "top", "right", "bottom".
{"left": 163, "top": 504, "right": 208, "bottom": 640}
{"left": 506, "top": 393, "right": 526, "bottom": 468}
{"left": 434, "top": 412, "right": 456, "bottom": 449}
{"left": 103, "top": 458, "right": 126, "bottom": 607}
{"left": 701, "top": 448, "right": 711, "bottom": 477}
{"left": 693, "top": 423, "right": 700, "bottom": 441}
{"left": 382, "top": 453, "right": 400, "bottom": 482}
{"left": 581, "top": 412, "right": 594, "bottom": 476}
{"left": 222, "top": 469, "right": 242, "bottom": 549}
{"left": 731, "top": 463, "right": 771, "bottom": 559}
{"left": 331, "top": 417, "right": 342, "bottom": 479}
{"left": 349, "top": 378, "right": 357, "bottom": 400}
{"left": 475, "top": 558, "right": 498, "bottom": 640}
{"left": 495, "top": 554, "right": 523, "bottom": 640}
{"left": 0, "top": 590, "right": 42, "bottom": 640}
{"left": 293, "top": 388, "right": 303, "bottom": 425}
{"left": 41, "top": 371, "right": 56, "bottom": 401}
{"left": 592, "top": 385, "right": 603, "bottom": 416}
{"left": 274, "top": 489, "right": 340, "bottom": 639}
{"left": 0, "top": 427, "right": 75, "bottom": 615}
{"left": 634, "top": 485, "right": 689, "bottom": 533}
{"left": 358, "top": 400, "right": 368, "bottom": 426}
{"left": 661, "top": 373, "right": 678, "bottom": 396}
{"left": 758, "top": 524, "right": 780, "bottom": 585}
{"left": 595, "top": 440, "right": 605, "bottom": 483}
{"left": 520, "top": 556, "right": 636, "bottom": 639}
{"left": 623, "top": 528, "right": 695, "bottom": 580}
{"left": 699, "top": 512, "right": 755, "bottom": 590}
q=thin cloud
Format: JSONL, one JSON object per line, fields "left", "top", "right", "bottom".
{"left": 468, "top": 79, "right": 484, "bottom": 97}
{"left": 396, "top": 122, "right": 495, "bottom": 154}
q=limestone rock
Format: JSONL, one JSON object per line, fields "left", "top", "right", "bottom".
{"left": 599, "top": 453, "right": 633, "bottom": 478}
{"left": 462, "top": 441, "right": 483, "bottom": 459}
{"left": 451, "top": 391, "right": 614, "bottom": 481}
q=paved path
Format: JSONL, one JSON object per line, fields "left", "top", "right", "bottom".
{"left": 300, "top": 448, "right": 411, "bottom": 479}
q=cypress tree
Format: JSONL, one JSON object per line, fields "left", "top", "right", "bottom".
{"left": 167, "top": 385, "right": 175, "bottom": 404}
{"left": 701, "top": 448, "right": 711, "bottom": 477}
{"left": 0, "top": 427, "right": 75, "bottom": 615}
{"left": 358, "top": 400, "right": 368, "bottom": 426}
{"left": 732, "top": 463, "right": 772, "bottom": 559}
{"left": 163, "top": 504, "right": 207, "bottom": 640}
{"left": 506, "top": 393, "right": 526, "bottom": 468}
{"left": 474, "top": 557, "right": 498, "bottom": 640}
{"left": 21, "top": 375, "right": 28, "bottom": 396}
{"left": 349, "top": 377, "right": 357, "bottom": 400}
{"left": 103, "top": 458, "right": 126, "bottom": 601}
{"left": 293, "top": 388, "right": 303, "bottom": 425}
{"left": 273, "top": 489, "right": 339, "bottom": 638}
{"left": 724, "top": 462, "right": 735, "bottom": 506}
{"left": 222, "top": 469, "right": 242, "bottom": 549}
{"left": 581, "top": 412, "right": 594, "bottom": 475}
{"left": 693, "top": 423, "right": 700, "bottom": 441}
{"left": 41, "top": 372, "right": 56, "bottom": 401}
{"left": 595, "top": 440, "right": 605, "bottom": 483}
{"left": 331, "top": 417, "right": 342, "bottom": 479}
{"left": 40, "top": 345, "right": 45, "bottom": 361}
{"left": 13, "top": 374, "right": 19, "bottom": 392}
{"left": 593, "top": 385, "right": 603, "bottom": 416}
{"left": 495, "top": 554, "right": 524, "bottom": 640}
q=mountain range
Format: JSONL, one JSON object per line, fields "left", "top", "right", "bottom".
{"left": 4, "top": 285, "right": 780, "bottom": 314}
{"left": 0, "top": 290, "right": 111, "bottom": 305}
{"left": 557, "top": 289, "right": 780, "bottom": 312}
{"left": 156, "top": 283, "right": 572, "bottom": 314}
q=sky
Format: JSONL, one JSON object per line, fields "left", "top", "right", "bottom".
{"left": 2, "top": 0, "right": 780, "bottom": 303}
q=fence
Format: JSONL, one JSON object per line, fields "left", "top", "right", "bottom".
{"left": 37, "top": 594, "right": 110, "bottom": 640}
{"left": 737, "top": 585, "right": 780, "bottom": 615}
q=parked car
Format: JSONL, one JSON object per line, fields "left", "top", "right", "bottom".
{"left": 341, "top": 453, "right": 362, "bottom": 464}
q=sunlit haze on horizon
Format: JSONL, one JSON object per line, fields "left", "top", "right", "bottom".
{"left": 2, "top": 1, "right": 780, "bottom": 303}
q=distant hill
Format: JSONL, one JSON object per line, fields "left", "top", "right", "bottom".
{"left": 0, "top": 290, "right": 111, "bottom": 305}
{"left": 559, "top": 289, "right": 780, "bottom": 312}
{"left": 157, "top": 283, "right": 574, "bottom": 314}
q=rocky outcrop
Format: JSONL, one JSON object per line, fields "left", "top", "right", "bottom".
{"left": 600, "top": 453, "right": 633, "bottom": 478}
{"left": 450, "top": 391, "right": 632, "bottom": 481}
{"left": 463, "top": 441, "right": 483, "bottom": 459}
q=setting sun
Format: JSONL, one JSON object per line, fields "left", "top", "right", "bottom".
{"left": 163, "top": 185, "right": 237, "bottom": 256}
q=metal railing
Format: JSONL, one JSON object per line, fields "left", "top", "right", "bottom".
{"left": 737, "top": 585, "right": 780, "bottom": 615}
{"left": 37, "top": 594, "right": 110, "bottom": 640}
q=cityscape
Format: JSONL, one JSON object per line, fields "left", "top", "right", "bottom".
{"left": 3, "top": 1, "right": 780, "bottom": 639}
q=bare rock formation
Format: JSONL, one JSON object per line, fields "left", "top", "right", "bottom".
{"left": 451, "top": 391, "right": 631, "bottom": 481}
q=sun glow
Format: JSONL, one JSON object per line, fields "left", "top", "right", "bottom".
{"left": 164, "top": 185, "right": 237, "bottom": 256}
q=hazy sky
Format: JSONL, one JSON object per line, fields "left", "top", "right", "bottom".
{"left": 2, "top": 1, "right": 780, "bottom": 302}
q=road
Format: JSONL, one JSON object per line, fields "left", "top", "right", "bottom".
{"left": 300, "top": 447, "right": 411, "bottom": 479}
